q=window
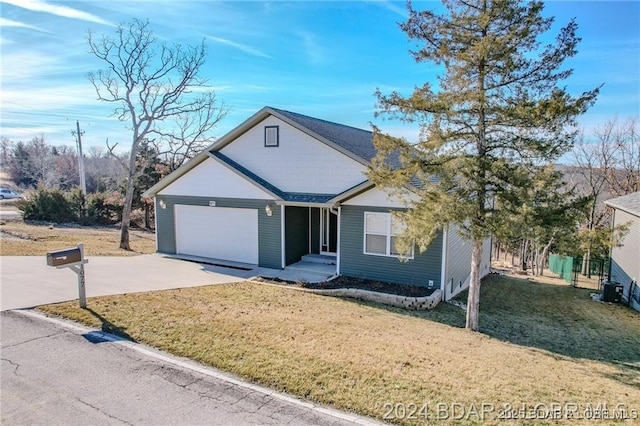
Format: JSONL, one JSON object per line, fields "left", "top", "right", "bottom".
{"left": 264, "top": 126, "right": 279, "bottom": 147}
{"left": 364, "top": 212, "right": 413, "bottom": 258}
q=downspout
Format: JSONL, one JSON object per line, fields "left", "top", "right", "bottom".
{"left": 336, "top": 206, "right": 341, "bottom": 275}
{"left": 153, "top": 196, "right": 159, "bottom": 252}
{"left": 281, "top": 204, "right": 286, "bottom": 269}
{"left": 440, "top": 225, "right": 449, "bottom": 301}
{"left": 607, "top": 208, "right": 615, "bottom": 284}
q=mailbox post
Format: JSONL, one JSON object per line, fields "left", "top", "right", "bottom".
{"left": 46, "top": 243, "right": 88, "bottom": 308}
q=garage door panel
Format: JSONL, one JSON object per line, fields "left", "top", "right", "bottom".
{"left": 175, "top": 205, "right": 259, "bottom": 264}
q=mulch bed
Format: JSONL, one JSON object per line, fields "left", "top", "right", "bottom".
{"left": 257, "top": 275, "right": 437, "bottom": 298}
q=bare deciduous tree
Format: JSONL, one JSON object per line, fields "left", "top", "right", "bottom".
{"left": 87, "top": 18, "right": 228, "bottom": 250}
{"left": 571, "top": 117, "right": 640, "bottom": 275}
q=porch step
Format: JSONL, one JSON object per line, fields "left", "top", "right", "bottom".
{"left": 301, "top": 254, "right": 336, "bottom": 265}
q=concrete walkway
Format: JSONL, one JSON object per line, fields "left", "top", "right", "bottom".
{"left": 0, "top": 254, "right": 334, "bottom": 311}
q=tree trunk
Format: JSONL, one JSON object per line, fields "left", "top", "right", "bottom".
{"left": 144, "top": 202, "right": 151, "bottom": 229}
{"left": 521, "top": 239, "right": 529, "bottom": 271}
{"left": 465, "top": 239, "right": 484, "bottom": 331}
{"left": 119, "top": 145, "right": 139, "bottom": 251}
{"left": 538, "top": 237, "right": 554, "bottom": 276}
{"left": 581, "top": 248, "right": 592, "bottom": 278}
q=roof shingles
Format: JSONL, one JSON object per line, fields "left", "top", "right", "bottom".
{"left": 605, "top": 191, "right": 640, "bottom": 217}
{"left": 269, "top": 107, "right": 377, "bottom": 162}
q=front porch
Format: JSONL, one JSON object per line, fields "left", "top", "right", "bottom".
{"left": 283, "top": 205, "right": 338, "bottom": 266}
{"left": 261, "top": 253, "right": 336, "bottom": 283}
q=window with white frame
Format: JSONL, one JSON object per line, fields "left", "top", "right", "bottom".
{"left": 364, "top": 212, "right": 413, "bottom": 258}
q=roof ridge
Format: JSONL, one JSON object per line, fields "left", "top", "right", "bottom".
{"left": 268, "top": 106, "right": 373, "bottom": 135}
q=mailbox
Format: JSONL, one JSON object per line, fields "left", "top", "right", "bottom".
{"left": 46, "top": 247, "right": 82, "bottom": 267}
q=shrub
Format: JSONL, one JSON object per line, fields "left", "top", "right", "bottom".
{"left": 86, "top": 191, "right": 123, "bottom": 225}
{"left": 68, "top": 188, "right": 87, "bottom": 222}
{"left": 19, "top": 189, "right": 76, "bottom": 223}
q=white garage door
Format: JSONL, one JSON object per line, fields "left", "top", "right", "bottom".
{"left": 174, "top": 205, "right": 259, "bottom": 264}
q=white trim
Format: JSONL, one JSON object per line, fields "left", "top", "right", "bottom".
{"left": 362, "top": 212, "right": 414, "bottom": 259}
{"left": 337, "top": 207, "right": 342, "bottom": 274}
{"left": 319, "top": 207, "right": 338, "bottom": 255}
{"left": 281, "top": 204, "right": 286, "bottom": 269}
{"left": 275, "top": 201, "right": 334, "bottom": 208}
{"left": 440, "top": 224, "right": 448, "bottom": 300}
{"left": 308, "top": 207, "right": 312, "bottom": 254}
{"left": 154, "top": 197, "right": 159, "bottom": 252}
{"left": 207, "top": 153, "right": 281, "bottom": 200}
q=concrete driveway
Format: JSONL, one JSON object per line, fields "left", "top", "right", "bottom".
{"left": 0, "top": 254, "right": 258, "bottom": 311}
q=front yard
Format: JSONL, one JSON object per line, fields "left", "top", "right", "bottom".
{"left": 39, "top": 274, "right": 640, "bottom": 424}
{"left": 0, "top": 221, "right": 155, "bottom": 256}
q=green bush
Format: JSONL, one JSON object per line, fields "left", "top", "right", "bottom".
{"left": 19, "top": 189, "right": 76, "bottom": 223}
{"left": 86, "top": 192, "right": 123, "bottom": 225}
{"left": 17, "top": 188, "right": 124, "bottom": 225}
{"left": 68, "top": 188, "right": 87, "bottom": 222}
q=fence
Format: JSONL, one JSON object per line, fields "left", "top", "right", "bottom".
{"left": 548, "top": 254, "right": 608, "bottom": 287}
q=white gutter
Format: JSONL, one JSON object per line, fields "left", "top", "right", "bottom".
{"left": 275, "top": 201, "right": 335, "bottom": 208}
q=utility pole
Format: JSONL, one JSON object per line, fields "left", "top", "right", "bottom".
{"left": 71, "top": 121, "right": 87, "bottom": 199}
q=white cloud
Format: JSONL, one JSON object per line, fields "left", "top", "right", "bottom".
{"left": 0, "top": 0, "right": 113, "bottom": 26}
{"left": 0, "top": 17, "right": 49, "bottom": 32}
{"left": 206, "top": 36, "right": 272, "bottom": 59}
{"left": 299, "top": 32, "right": 325, "bottom": 66}
{"left": 370, "top": 0, "right": 408, "bottom": 19}
{"left": 1, "top": 51, "right": 67, "bottom": 82}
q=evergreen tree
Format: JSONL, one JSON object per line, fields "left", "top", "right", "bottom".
{"left": 371, "top": 0, "right": 599, "bottom": 330}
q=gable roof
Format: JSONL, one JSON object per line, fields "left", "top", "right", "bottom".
{"left": 269, "top": 107, "right": 377, "bottom": 162}
{"left": 143, "top": 106, "right": 376, "bottom": 198}
{"left": 605, "top": 191, "right": 640, "bottom": 218}
{"left": 211, "top": 151, "right": 346, "bottom": 204}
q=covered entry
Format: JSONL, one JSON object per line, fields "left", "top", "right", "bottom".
{"left": 284, "top": 206, "right": 337, "bottom": 266}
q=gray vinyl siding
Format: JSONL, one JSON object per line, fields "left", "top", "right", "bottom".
{"left": 339, "top": 206, "right": 442, "bottom": 287}
{"left": 155, "top": 195, "right": 281, "bottom": 269}
{"left": 445, "top": 223, "right": 472, "bottom": 298}
{"left": 285, "top": 206, "right": 309, "bottom": 265}
{"left": 610, "top": 209, "right": 640, "bottom": 309}
{"left": 444, "top": 225, "right": 492, "bottom": 300}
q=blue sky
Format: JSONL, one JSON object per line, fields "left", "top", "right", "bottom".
{"left": 1, "top": 0, "right": 638, "bottom": 152}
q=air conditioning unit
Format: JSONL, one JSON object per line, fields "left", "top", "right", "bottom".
{"left": 602, "top": 281, "right": 624, "bottom": 303}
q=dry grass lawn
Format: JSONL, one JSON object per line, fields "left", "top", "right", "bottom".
{"left": 39, "top": 274, "right": 640, "bottom": 424}
{"left": 0, "top": 221, "right": 155, "bottom": 256}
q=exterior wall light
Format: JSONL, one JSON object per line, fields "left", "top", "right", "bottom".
{"left": 159, "top": 199, "right": 167, "bottom": 209}
{"left": 265, "top": 205, "right": 273, "bottom": 217}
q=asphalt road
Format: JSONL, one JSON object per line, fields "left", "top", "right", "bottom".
{"left": 1, "top": 310, "right": 376, "bottom": 426}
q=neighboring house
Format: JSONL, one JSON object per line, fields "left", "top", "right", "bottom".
{"left": 143, "top": 107, "right": 491, "bottom": 301}
{"left": 604, "top": 191, "right": 640, "bottom": 312}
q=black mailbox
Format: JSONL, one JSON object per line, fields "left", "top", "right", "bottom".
{"left": 46, "top": 247, "right": 82, "bottom": 267}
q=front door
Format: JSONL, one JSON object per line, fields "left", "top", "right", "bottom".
{"left": 320, "top": 207, "right": 338, "bottom": 254}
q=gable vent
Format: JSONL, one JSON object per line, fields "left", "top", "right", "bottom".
{"left": 264, "top": 126, "right": 279, "bottom": 147}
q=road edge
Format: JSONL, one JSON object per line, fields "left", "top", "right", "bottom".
{"left": 12, "top": 309, "right": 383, "bottom": 426}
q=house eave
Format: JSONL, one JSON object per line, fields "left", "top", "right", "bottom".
{"left": 206, "top": 152, "right": 282, "bottom": 201}
{"left": 142, "top": 148, "right": 213, "bottom": 198}
{"left": 275, "top": 201, "right": 337, "bottom": 208}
